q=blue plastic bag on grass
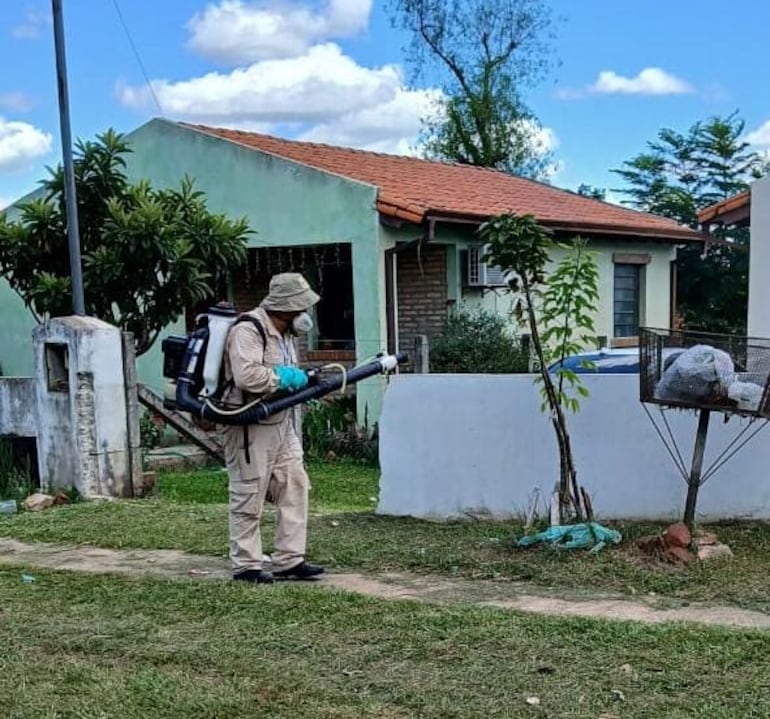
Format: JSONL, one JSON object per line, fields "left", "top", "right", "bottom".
{"left": 517, "top": 522, "right": 622, "bottom": 554}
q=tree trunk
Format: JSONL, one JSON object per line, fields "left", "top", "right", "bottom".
{"left": 523, "top": 280, "right": 584, "bottom": 524}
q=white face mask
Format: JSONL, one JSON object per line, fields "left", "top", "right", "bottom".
{"left": 292, "top": 311, "right": 314, "bottom": 334}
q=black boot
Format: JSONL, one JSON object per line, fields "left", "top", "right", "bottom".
{"left": 233, "top": 569, "right": 274, "bottom": 584}
{"left": 273, "top": 562, "right": 325, "bottom": 580}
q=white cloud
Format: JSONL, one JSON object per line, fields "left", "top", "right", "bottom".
{"left": 520, "top": 119, "right": 559, "bottom": 155}
{"left": 0, "top": 197, "right": 10, "bottom": 210}
{"left": 120, "top": 43, "right": 405, "bottom": 125}
{"left": 746, "top": 120, "right": 770, "bottom": 148}
{"left": 121, "top": 2, "right": 561, "bottom": 170}
{"left": 12, "top": 10, "right": 50, "bottom": 40}
{"left": 297, "top": 86, "right": 443, "bottom": 155}
{"left": 556, "top": 67, "right": 694, "bottom": 99}
{"left": 0, "top": 92, "right": 34, "bottom": 112}
{"left": 187, "top": 0, "right": 372, "bottom": 64}
{"left": 0, "top": 117, "right": 52, "bottom": 172}
{"left": 592, "top": 68, "right": 694, "bottom": 95}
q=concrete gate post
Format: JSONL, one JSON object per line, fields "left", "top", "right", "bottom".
{"left": 33, "top": 316, "right": 137, "bottom": 498}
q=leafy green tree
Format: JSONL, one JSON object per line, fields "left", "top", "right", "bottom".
{"left": 430, "top": 305, "right": 528, "bottom": 373}
{"left": 387, "top": 0, "right": 557, "bottom": 178}
{"left": 481, "top": 214, "right": 599, "bottom": 523}
{"left": 0, "top": 130, "right": 250, "bottom": 355}
{"left": 576, "top": 184, "right": 606, "bottom": 201}
{"left": 612, "top": 113, "right": 767, "bottom": 334}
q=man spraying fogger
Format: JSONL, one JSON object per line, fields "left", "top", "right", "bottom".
{"left": 220, "top": 272, "right": 325, "bottom": 584}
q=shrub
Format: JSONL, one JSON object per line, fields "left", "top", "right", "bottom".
{"left": 0, "top": 438, "right": 34, "bottom": 502}
{"left": 302, "top": 397, "right": 378, "bottom": 466}
{"left": 139, "top": 410, "right": 164, "bottom": 450}
{"left": 430, "top": 305, "right": 528, "bottom": 373}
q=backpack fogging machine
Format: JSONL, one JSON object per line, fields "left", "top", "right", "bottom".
{"left": 160, "top": 303, "right": 408, "bottom": 426}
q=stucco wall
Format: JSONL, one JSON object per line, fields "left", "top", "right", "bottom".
{"left": 748, "top": 176, "right": 770, "bottom": 339}
{"left": 0, "top": 378, "right": 36, "bottom": 437}
{"left": 0, "top": 281, "right": 37, "bottom": 378}
{"left": 378, "top": 374, "right": 770, "bottom": 521}
{"left": 461, "top": 239, "right": 675, "bottom": 344}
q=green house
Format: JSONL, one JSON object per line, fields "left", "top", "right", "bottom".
{"left": 1, "top": 118, "right": 701, "bottom": 422}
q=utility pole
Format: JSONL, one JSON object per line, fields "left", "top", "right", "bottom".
{"left": 52, "top": 0, "right": 85, "bottom": 315}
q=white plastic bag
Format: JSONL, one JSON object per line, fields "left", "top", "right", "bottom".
{"left": 655, "top": 344, "right": 735, "bottom": 403}
{"left": 727, "top": 380, "right": 764, "bottom": 412}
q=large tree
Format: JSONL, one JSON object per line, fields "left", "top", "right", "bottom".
{"left": 0, "top": 130, "right": 250, "bottom": 355}
{"left": 612, "top": 113, "right": 767, "bottom": 335}
{"left": 387, "top": 0, "right": 557, "bottom": 178}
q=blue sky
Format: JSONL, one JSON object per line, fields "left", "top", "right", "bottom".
{"left": 1, "top": 0, "right": 768, "bottom": 209}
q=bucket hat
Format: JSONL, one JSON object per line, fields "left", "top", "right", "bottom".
{"left": 260, "top": 272, "right": 320, "bottom": 312}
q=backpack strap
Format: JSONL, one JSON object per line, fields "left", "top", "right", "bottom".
{"left": 230, "top": 315, "right": 269, "bottom": 464}
{"left": 232, "top": 314, "right": 267, "bottom": 349}
{"left": 212, "top": 314, "right": 268, "bottom": 403}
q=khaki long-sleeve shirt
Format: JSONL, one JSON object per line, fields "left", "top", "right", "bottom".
{"left": 222, "top": 307, "right": 298, "bottom": 425}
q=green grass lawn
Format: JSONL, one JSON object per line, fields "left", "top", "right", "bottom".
{"left": 2, "top": 461, "right": 770, "bottom": 611}
{"left": 2, "top": 462, "right": 770, "bottom": 717}
{"left": 2, "top": 567, "right": 770, "bottom": 719}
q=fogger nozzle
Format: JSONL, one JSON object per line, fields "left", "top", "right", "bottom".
{"left": 175, "top": 351, "right": 408, "bottom": 426}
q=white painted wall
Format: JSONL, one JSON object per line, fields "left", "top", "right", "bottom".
{"left": 378, "top": 374, "right": 770, "bottom": 521}
{"left": 748, "top": 176, "right": 770, "bottom": 338}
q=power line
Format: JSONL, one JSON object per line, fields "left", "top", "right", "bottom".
{"left": 109, "top": 0, "right": 164, "bottom": 116}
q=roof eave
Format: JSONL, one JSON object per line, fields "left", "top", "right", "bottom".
{"left": 418, "top": 209, "right": 701, "bottom": 243}
{"left": 697, "top": 191, "right": 751, "bottom": 225}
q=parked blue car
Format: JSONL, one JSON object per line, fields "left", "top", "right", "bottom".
{"left": 548, "top": 347, "right": 684, "bottom": 374}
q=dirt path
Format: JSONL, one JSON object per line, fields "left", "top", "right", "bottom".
{"left": 1, "top": 537, "right": 769, "bottom": 630}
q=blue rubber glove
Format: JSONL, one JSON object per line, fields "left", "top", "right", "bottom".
{"left": 274, "top": 365, "right": 308, "bottom": 392}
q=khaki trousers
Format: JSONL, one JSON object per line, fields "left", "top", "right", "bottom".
{"left": 221, "top": 415, "right": 309, "bottom": 574}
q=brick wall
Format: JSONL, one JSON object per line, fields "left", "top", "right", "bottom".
{"left": 396, "top": 244, "right": 448, "bottom": 358}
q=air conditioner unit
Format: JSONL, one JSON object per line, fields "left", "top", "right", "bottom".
{"left": 466, "top": 246, "right": 511, "bottom": 288}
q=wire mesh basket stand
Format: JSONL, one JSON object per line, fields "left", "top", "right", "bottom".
{"left": 639, "top": 327, "right": 770, "bottom": 525}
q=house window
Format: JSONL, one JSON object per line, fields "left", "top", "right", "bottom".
{"left": 228, "top": 244, "right": 356, "bottom": 360}
{"left": 313, "top": 253, "right": 355, "bottom": 352}
{"left": 613, "top": 263, "right": 642, "bottom": 338}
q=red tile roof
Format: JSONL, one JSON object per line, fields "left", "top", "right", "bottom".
{"left": 183, "top": 123, "right": 701, "bottom": 242}
{"left": 698, "top": 191, "right": 751, "bottom": 225}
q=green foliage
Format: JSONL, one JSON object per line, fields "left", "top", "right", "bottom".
{"left": 539, "top": 240, "right": 600, "bottom": 413}
{"left": 480, "top": 213, "right": 550, "bottom": 290}
{"left": 612, "top": 112, "right": 768, "bottom": 335}
{"left": 576, "top": 184, "right": 606, "bottom": 200}
{"left": 139, "top": 410, "right": 163, "bottom": 450}
{"left": 0, "top": 129, "right": 251, "bottom": 355}
{"left": 480, "top": 221, "right": 599, "bottom": 413}
{"left": 430, "top": 305, "right": 528, "bottom": 373}
{"left": 387, "top": 0, "right": 557, "bottom": 179}
{"left": 0, "top": 439, "right": 34, "bottom": 502}
{"left": 302, "top": 398, "right": 379, "bottom": 467}
{"left": 481, "top": 214, "right": 599, "bottom": 522}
